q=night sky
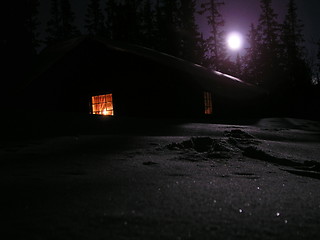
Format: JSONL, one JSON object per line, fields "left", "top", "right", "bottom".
{"left": 38, "top": 0, "right": 320, "bottom": 57}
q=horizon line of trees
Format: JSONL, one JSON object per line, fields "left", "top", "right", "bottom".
{"left": 9, "top": 0, "right": 320, "bottom": 93}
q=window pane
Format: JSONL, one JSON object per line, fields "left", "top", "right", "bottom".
{"left": 204, "top": 91, "right": 213, "bottom": 115}
{"left": 91, "top": 93, "right": 114, "bottom": 116}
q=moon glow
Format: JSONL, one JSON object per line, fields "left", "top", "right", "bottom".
{"left": 227, "top": 32, "right": 243, "bottom": 50}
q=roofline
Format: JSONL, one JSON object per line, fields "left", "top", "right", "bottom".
{"left": 25, "top": 35, "right": 264, "bottom": 95}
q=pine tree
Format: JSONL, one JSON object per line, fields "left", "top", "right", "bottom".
{"left": 152, "top": 0, "right": 181, "bottom": 56}
{"left": 140, "top": 0, "right": 156, "bottom": 48}
{"left": 258, "top": 0, "right": 279, "bottom": 51}
{"left": 105, "top": 0, "right": 117, "bottom": 39}
{"left": 158, "top": 0, "right": 180, "bottom": 56}
{"left": 317, "top": 40, "right": 320, "bottom": 61}
{"left": 85, "top": 0, "right": 106, "bottom": 36}
{"left": 234, "top": 53, "right": 243, "bottom": 77}
{"left": 60, "top": 0, "right": 79, "bottom": 38}
{"left": 123, "top": 0, "right": 144, "bottom": 44}
{"left": 281, "top": 0, "right": 310, "bottom": 89}
{"left": 318, "top": 40, "right": 320, "bottom": 70}
{"left": 199, "top": 0, "right": 227, "bottom": 71}
{"left": 46, "top": 0, "right": 79, "bottom": 45}
{"left": 154, "top": 0, "right": 165, "bottom": 50}
{"left": 105, "top": 0, "right": 143, "bottom": 43}
{"left": 197, "top": 33, "right": 210, "bottom": 67}
{"left": 107, "top": 1, "right": 128, "bottom": 41}
{"left": 178, "top": 0, "right": 202, "bottom": 63}
{"left": 243, "top": 24, "right": 262, "bottom": 85}
{"left": 257, "top": 0, "right": 282, "bottom": 89}
{"left": 282, "top": 0, "right": 304, "bottom": 61}
{"left": 26, "top": 0, "right": 40, "bottom": 55}
{"left": 316, "top": 40, "right": 320, "bottom": 84}
{"left": 46, "top": 0, "right": 61, "bottom": 44}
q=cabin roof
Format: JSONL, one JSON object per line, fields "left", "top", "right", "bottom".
{"left": 26, "top": 36, "right": 265, "bottom": 98}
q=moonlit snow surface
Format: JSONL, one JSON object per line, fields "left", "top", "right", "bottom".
{"left": 1, "top": 114, "right": 320, "bottom": 239}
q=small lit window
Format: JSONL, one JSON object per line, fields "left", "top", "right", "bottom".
{"left": 204, "top": 91, "right": 213, "bottom": 115}
{"left": 91, "top": 93, "right": 114, "bottom": 116}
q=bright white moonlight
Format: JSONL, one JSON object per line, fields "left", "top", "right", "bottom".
{"left": 227, "top": 32, "right": 243, "bottom": 50}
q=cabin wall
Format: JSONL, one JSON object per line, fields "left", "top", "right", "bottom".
{"left": 23, "top": 38, "right": 265, "bottom": 118}
{"left": 23, "top": 41, "right": 205, "bottom": 117}
{"left": 109, "top": 52, "right": 203, "bottom": 118}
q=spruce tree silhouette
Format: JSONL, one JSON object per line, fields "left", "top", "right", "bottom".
{"left": 26, "top": 0, "right": 40, "bottom": 56}
{"left": 102, "top": 0, "right": 206, "bottom": 65}
{"left": 316, "top": 40, "right": 320, "bottom": 85}
{"left": 257, "top": 0, "right": 282, "bottom": 90}
{"left": 105, "top": 0, "right": 117, "bottom": 40}
{"left": 243, "top": 24, "right": 262, "bottom": 86}
{"left": 46, "top": 0, "right": 80, "bottom": 46}
{"left": 199, "top": 0, "right": 228, "bottom": 72}
{"left": 46, "top": 0, "right": 62, "bottom": 44}
{"left": 105, "top": 0, "right": 143, "bottom": 43}
{"left": 123, "top": 0, "right": 144, "bottom": 44}
{"left": 140, "top": 0, "right": 156, "bottom": 48}
{"left": 85, "top": 0, "right": 106, "bottom": 36}
{"left": 281, "top": 0, "right": 310, "bottom": 90}
{"left": 156, "top": 0, "right": 180, "bottom": 57}
{"left": 178, "top": 0, "right": 202, "bottom": 64}
{"left": 60, "top": 0, "right": 80, "bottom": 39}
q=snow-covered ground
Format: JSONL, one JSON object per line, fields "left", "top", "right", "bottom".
{"left": 1, "top": 115, "right": 320, "bottom": 239}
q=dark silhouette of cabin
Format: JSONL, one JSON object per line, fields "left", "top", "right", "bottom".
{"left": 23, "top": 36, "right": 265, "bottom": 118}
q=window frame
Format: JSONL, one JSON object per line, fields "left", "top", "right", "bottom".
{"left": 204, "top": 91, "right": 213, "bottom": 115}
{"left": 91, "top": 93, "right": 114, "bottom": 116}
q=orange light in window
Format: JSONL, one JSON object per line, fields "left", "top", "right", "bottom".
{"left": 204, "top": 91, "right": 213, "bottom": 115}
{"left": 91, "top": 93, "right": 114, "bottom": 116}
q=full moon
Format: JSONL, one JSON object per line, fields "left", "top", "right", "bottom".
{"left": 227, "top": 32, "right": 243, "bottom": 50}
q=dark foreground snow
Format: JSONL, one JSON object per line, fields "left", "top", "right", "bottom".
{"left": 1, "top": 116, "right": 320, "bottom": 239}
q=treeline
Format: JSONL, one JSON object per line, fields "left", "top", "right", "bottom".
{"left": 243, "top": 0, "right": 312, "bottom": 91}
{"left": 42, "top": 0, "right": 207, "bottom": 67}
{"left": 3, "top": 0, "right": 320, "bottom": 96}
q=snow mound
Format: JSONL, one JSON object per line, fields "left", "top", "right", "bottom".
{"left": 165, "top": 128, "right": 320, "bottom": 180}
{"left": 243, "top": 145, "right": 320, "bottom": 179}
{"left": 166, "top": 137, "right": 238, "bottom": 160}
{"left": 224, "top": 129, "right": 255, "bottom": 139}
{"left": 167, "top": 137, "right": 231, "bottom": 152}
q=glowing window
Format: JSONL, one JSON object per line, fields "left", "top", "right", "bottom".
{"left": 204, "top": 91, "right": 213, "bottom": 115}
{"left": 91, "top": 93, "right": 114, "bottom": 116}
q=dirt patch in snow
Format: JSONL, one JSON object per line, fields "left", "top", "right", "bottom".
{"left": 166, "top": 137, "right": 237, "bottom": 160}
{"left": 166, "top": 129, "right": 320, "bottom": 180}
